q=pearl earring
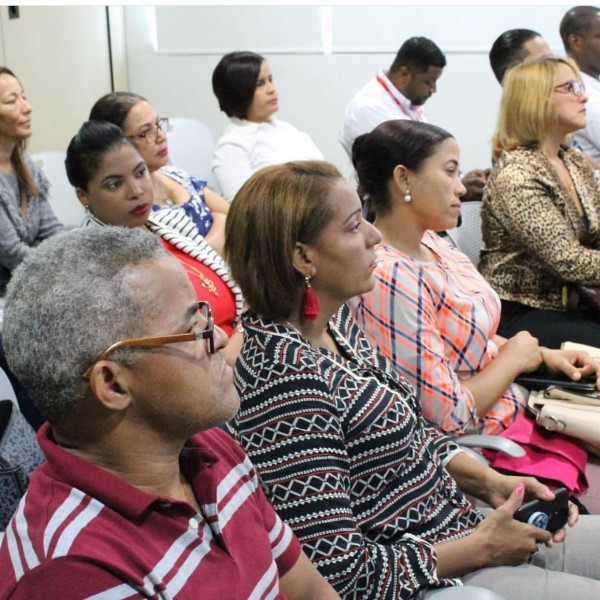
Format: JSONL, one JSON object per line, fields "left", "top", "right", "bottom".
{"left": 403, "top": 191, "right": 412, "bottom": 202}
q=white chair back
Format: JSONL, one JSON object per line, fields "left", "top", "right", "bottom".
{"left": 445, "top": 201, "right": 483, "bottom": 266}
{"left": 167, "top": 117, "right": 219, "bottom": 192}
{"left": 32, "top": 151, "right": 86, "bottom": 229}
{"left": 0, "top": 364, "right": 17, "bottom": 406}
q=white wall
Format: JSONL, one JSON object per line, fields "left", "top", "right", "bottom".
{"left": 0, "top": 5, "right": 115, "bottom": 154}
{"left": 123, "top": 5, "right": 572, "bottom": 180}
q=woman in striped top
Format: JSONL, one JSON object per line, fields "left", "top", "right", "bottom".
{"left": 64, "top": 120, "right": 242, "bottom": 349}
{"left": 224, "top": 160, "right": 600, "bottom": 599}
{"left": 89, "top": 91, "right": 230, "bottom": 257}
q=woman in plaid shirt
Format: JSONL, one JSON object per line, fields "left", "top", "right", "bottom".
{"left": 353, "top": 119, "right": 599, "bottom": 437}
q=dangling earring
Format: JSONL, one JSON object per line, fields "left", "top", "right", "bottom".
{"left": 403, "top": 190, "right": 412, "bottom": 202}
{"left": 302, "top": 275, "right": 320, "bottom": 321}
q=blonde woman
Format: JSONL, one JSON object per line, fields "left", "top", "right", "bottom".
{"left": 480, "top": 56, "right": 600, "bottom": 347}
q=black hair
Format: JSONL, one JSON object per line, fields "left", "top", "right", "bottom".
{"left": 560, "top": 6, "right": 600, "bottom": 51}
{"left": 65, "top": 121, "right": 139, "bottom": 191}
{"left": 352, "top": 120, "right": 453, "bottom": 217}
{"left": 89, "top": 91, "right": 147, "bottom": 129}
{"left": 389, "top": 37, "right": 446, "bottom": 74}
{"left": 489, "top": 29, "right": 542, "bottom": 83}
{"left": 212, "top": 51, "right": 265, "bottom": 119}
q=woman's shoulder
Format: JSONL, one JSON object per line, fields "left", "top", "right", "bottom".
{"left": 489, "top": 146, "right": 544, "bottom": 187}
{"left": 269, "top": 118, "right": 299, "bottom": 131}
{"left": 495, "top": 146, "right": 540, "bottom": 169}
{"left": 562, "top": 144, "right": 594, "bottom": 170}
{"left": 160, "top": 164, "right": 191, "bottom": 182}
{"left": 239, "top": 315, "right": 327, "bottom": 379}
{"left": 373, "top": 237, "right": 441, "bottom": 279}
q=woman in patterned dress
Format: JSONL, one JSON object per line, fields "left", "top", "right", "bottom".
{"left": 223, "top": 159, "right": 600, "bottom": 600}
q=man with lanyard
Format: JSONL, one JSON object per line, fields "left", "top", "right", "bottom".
{"left": 341, "top": 36, "right": 488, "bottom": 200}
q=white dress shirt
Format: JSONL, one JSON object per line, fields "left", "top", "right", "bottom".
{"left": 340, "top": 70, "right": 427, "bottom": 156}
{"left": 574, "top": 72, "right": 600, "bottom": 164}
{"left": 212, "top": 117, "right": 323, "bottom": 201}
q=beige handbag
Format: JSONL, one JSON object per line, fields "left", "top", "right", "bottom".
{"left": 528, "top": 386, "right": 600, "bottom": 456}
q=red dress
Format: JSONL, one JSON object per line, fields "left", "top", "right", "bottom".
{"left": 161, "top": 240, "right": 237, "bottom": 336}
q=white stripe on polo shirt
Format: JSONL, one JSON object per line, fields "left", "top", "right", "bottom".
{"left": 85, "top": 582, "right": 146, "bottom": 600}
{"left": 248, "top": 560, "right": 279, "bottom": 600}
{"left": 269, "top": 518, "right": 293, "bottom": 560}
{"left": 217, "top": 478, "right": 256, "bottom": 530}
{"left": 6, "top": 496, "right": 40, "bottom": 579}
{"left": 165, "top": 523, "right": 214, "bottom": 597}
{"left": 44, "top": 488, "right": 88, "bottom": 554}
{"left": 52, "top": 497, "right": 104, "bottom": 558}
{"left": 145, "top": 528, "right": 203, "bottom": 583}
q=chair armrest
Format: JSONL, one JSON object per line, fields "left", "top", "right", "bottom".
{"left": 425, "top": 585, "right": 506, "bottom": 599}
{"left": 458, "top": 434, "right": 525, "bottom": 458}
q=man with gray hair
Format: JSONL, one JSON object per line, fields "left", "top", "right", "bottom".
{"left": 0, "top": 227, "right": 338, "bottom": 599}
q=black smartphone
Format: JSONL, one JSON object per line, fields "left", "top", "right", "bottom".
{"left": 515, "top": 371, "right": 597, "bottom": 392}
{"left": 513, "top": 487, "right": 569, "bottom": 532}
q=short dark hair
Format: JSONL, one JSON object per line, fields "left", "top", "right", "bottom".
{"left": 65, "top": 120, "right": 139, "bottom": 191}
{"left": 489, "top": 29, "right": 542, "bottom": 83}
{"left": 212, "top": 51, "right": 264, "bottom": 119}
{"left": 560, "top": 6, "right": 600, "bottom": 52}
{"left": 389, "top": 37, "right": 446, "bottom": 74}
{"left": 89, "top": 91, "right": 147, "bottom": 129}
{"left": 225, "top": 161, "right": 340, "bottom": 320}
{"left": 352, "top": 120, "right": 453, "bottom": 218}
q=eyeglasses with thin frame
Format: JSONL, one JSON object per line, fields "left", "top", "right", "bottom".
{"left": 128, "top": 117, "right": 172, "bottom": 144}
{"left": 554, "top": 79, "right": 585, "bottom": 98}
{"left": 82, "top": 301, "right": 215, "bottom": 380}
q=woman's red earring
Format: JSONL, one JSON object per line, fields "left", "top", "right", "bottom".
{"left": 302, "top": 276, "right": 320, "bottom": 321}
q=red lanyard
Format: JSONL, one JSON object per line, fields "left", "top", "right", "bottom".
{"left": 376, "top": 74, "right": 424, "bottom": 122}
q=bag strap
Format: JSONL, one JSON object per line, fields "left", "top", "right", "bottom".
{"left": 544, "top": 385, "right": 600, "bottom": 406}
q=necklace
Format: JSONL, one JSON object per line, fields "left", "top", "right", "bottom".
{"left": 181, "top": 261, "right": 219, "bottom": 296}
{"left": 152, "top": 176, "right": 175, "bottom": 207}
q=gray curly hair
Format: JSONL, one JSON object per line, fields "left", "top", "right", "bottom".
{"left": 3, "top": 226, "right": 167, "bottom": 425}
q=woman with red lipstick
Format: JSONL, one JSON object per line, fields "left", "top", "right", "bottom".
{"left": 65, "top": 121, "right": 242, "bottom": 344}
{"left": 0, "top": 66, "right": 62, "bottom": 295}
{"left": 89, "top": 92, "right": 229, "bottom": 257}
{"left": 212, "top": 51, "right": 323, "bottom": 201}
{"left": 480, "top": 57, "right": 600, "bottom": 348}
{"left": 353, "top": 119, "right": 599, "bottom": 438}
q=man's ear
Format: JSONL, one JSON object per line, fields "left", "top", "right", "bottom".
{"left": 87, "top": 361, "right": 134, "bottom": 412}
{"left": 292, "top": 242, "right": 314, "bottom": 278}
{"left": 75, "top": 188, "right": 90, "bottom": 209}
{"left": 568, "top": 33, "right": 582, "bottom": 54}
{"left": 395, "top": 65, "right": 411, "bottom": 84}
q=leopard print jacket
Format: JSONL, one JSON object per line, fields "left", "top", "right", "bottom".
{"left": 479, "top": 144, "right": 600, "bottom": 311}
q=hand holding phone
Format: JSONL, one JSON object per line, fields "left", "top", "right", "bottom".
{"left": 513, "top": 487, "right": 569, "bottom": 532}
{"left": 515, "top": 371, "right": 597, "bottom": 392}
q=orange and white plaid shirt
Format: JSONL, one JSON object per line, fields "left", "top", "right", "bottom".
{"left": 356, "top": 231, "right": 527, "bottom": 436}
